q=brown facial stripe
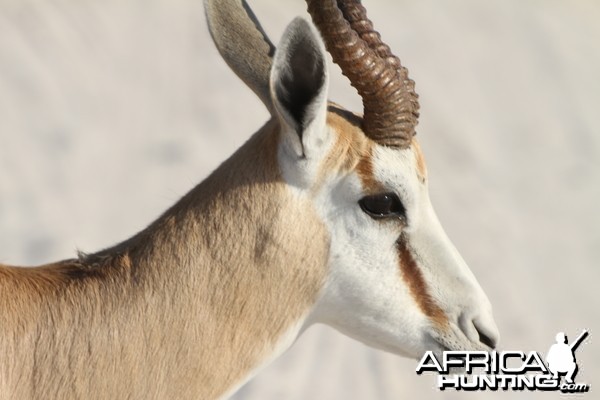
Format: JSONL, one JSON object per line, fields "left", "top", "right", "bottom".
{"left": 355, "top": 146, "right": 383, "bottom": 193}
{"left": 396, "top": 237, "right": 447, "bottom": 327}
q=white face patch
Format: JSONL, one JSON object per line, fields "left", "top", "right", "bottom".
{"left": 306, "top": 135, "right": 499, "bottom": 359}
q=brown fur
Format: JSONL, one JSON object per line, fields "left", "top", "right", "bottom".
{"left": 0, "top": 119, "right": 329, "bottom": 399}
{"left": 396, "top": 238, "right": 448, "bottom": 327}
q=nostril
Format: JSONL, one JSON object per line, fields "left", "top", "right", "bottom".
{"left": 477, "top": 329, "right": 496, "bottom": 349}
{"left": 458, "top": 313, "right": 500, "bottom": 349}
{"left": 473, "top": 318, "right": 499, "bottom": 349}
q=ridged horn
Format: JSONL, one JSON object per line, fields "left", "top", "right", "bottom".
{"left": 204, "top": 0, "right": 275, "bottom": 112}
{"left": 306, "top": 0, "right": 419, "bottom": 148}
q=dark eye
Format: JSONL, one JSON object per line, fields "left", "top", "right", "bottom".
{"left": 358, "top": 192, "right": 406, "bottom": 220}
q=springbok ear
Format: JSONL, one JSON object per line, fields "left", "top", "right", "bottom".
{"left": 270, "top": 18, "right": 329, "bottom": 158}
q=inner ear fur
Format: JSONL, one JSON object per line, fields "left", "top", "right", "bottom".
{"left": 271, "top": 18, "right": 328, "bottom": 137}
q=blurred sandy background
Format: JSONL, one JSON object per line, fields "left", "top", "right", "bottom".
{"left": 0, "top": 0, "right": 598, "bottom": 399}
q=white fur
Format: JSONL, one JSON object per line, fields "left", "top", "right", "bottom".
{"left": 304, "top": 143, "right": 499, "bottom": 359}
{"left": 271, "top": 16, "right": 498, "bottom": 368}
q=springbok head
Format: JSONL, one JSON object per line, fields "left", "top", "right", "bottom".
{"left": 205, "top": 0, "right": 499, "bottom": 359}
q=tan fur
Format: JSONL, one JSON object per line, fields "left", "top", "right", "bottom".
{"left": 321, "top": 104, "right": 381, "bottom": 193}
{"left": 0, "top": 119, "right": 329, "bottom": 399}
{"left": 205, "top": 0, "right": 275, "bottom": 111}
{"left": 0, "top": 102, "right": 439, "bottom": 399}
{"left": 412, "top": 138, "right": 428, "bottom": 183}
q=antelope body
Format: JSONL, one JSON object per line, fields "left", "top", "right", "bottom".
{"left": 0, "top": 1, "right": 499, "bottom": 399}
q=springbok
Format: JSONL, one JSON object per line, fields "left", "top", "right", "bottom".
{"left": 0, "top": 0, "right": 499, "bottom": 398}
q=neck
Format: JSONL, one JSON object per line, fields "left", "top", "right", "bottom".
{"left": 0, "top": 119, "right": 329, "bottom": 399}
{"left": 136, "top": 118, "right": 330, "bottom": 396}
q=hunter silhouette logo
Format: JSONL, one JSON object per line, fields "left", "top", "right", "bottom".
{"left": 546, "top": 330, "right": 588, "bottom": 384}
{"left": 416, "top": 329, "right": 590, "bottom": 393}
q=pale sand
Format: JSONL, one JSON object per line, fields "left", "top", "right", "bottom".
{"left": 0, "top": 1, "right": 598, "bottom": 398}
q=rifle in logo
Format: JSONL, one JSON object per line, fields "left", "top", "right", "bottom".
{"left": 415, "top": 329, "right": 590, "bottom": 393}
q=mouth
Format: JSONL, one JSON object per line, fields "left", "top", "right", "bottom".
{"left": 426, "top": 324, "right": 494, "bottom": 355}
{"left": 421, "top": 326, "right": 495, "bottom": 374}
